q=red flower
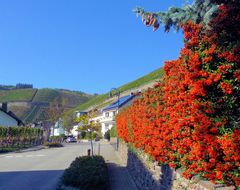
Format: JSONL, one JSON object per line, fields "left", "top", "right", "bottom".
{"left": 220, "top": 82, "right": 233, "bottom": 94}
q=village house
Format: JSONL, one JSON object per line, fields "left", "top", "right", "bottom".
{"left": 71, "top": 94, "right": 139, "bottom": 138}
{"left": 50, "top": 118, "right": 65, "bottom": 137}
{"left": 70, "top": 111, "right": 88, "bottom": 139}
{"left": 0, "top": 102, "right": 24, "bottom": 127}
{"left": 91, "top": 93, "right": 138, "bottom": 135}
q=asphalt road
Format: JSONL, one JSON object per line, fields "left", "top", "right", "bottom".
{"left": 0, "top": 142, "right": 100, "bottom": 190}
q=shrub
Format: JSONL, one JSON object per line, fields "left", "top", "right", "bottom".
{"left": 104, "top": 130, "right": 110, "bottom": 141}
{"left": 49, "top": 136, "right": 63, "bottom": 143}
{"left": 0, "top": 147, "right": 16, "bottom": 153}
{"left": 117, "top": 1, "right": 240, "bottom": 187}
{"left": 80, "top": 131, "right": 86, "bottom": 139}
{"left": 110, "top": 126, "right": 116, "bottom": 138}
{"left": 0, "top": 126, "right": 43, "bottom": 148}
{"left": 59, "top": 156, "right": 108, "bottom": 190}
{"left": 44, "top": 142, "right": 63, "bottom": 148}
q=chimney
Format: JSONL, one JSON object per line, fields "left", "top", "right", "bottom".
{"left": 2, "top": 102, "right": 8, "bottom": 112}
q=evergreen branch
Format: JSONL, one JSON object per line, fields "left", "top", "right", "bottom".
{"left": 133, "top": 0, "right": 219, "bottom": 32}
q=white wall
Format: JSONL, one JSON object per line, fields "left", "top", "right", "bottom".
{"left": 0, "top": 110, "right": 18, "bottom": 127}
{"left": 91, "top": 110, "right": 117, "bottom": 135}
{"left": 51, "top": 127, "right": 65, "bottom": 136}
{"left": 70, "top": 125, "right": 79, "bottom": 138}
{"left": 103, "top": 110, "right": 116, "bottom": 117}
{"left": 101, "top": 123, "right": 113, "bottom": 135}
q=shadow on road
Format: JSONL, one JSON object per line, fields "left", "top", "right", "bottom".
{"left": 0, "top": 170, "right": 64, "bottom": 190}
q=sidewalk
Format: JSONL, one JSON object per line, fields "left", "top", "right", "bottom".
{"left": 100, "top": 142, "right": 137, "bottom": 190}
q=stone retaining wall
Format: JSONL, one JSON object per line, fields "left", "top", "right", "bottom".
{"left": 118, "top": 141, "right": 236, "bottom": 190}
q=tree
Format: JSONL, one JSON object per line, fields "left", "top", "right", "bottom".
{"left": 75, "top": 110, "right": 101, "bottom": 156}
{"left": 133, "top": 0, "right": 224, "bottom": 32}
{"left": 62, "top": 112, "right": 76, "bottom": 132}
{"left": 49, "top": 97, "right": 64, "bottom": 123}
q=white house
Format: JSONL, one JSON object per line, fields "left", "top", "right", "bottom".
{"left": 70, "top": 111, "right": 88, "bottom": 139}
{"left": 0, "top": 102, "right": 24, "bottom": 127}
{"left": 70, "top": 124, "right": 80, "bottom": 138}
{"left": 50, "top": 118, "right": 65, "bottom": 136}
{"left": 92, "top": 94, "right": 137, "bottom": 135}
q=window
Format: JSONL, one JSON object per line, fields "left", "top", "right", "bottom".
{"left": 113, "top": 111, "right": 116, "bottom": 116}
{"left": 105, "top": 112, "right": 109, "bottom": 117}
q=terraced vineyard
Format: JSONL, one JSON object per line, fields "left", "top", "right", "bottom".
{"left": 0, "top": 87, "right": 92, "bottom": 124}
{"left": 33, "top": 89, "right": 59, "bottom": 103}
{"left": 23, "top": 105, "right": 41, "bottom": 123}
{"left": 0, "top": 89, "right": 37, "bottom": 102}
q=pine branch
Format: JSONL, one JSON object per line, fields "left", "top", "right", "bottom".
{"left": 133, "top": 0, "right": 219, "bottom": 32}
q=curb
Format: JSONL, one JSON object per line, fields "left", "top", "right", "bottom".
{"left": 0, "top": 146, "right": 45, "bottom": 157}
{"left": 14, "top": 146, "right": 45, "bottom": 153}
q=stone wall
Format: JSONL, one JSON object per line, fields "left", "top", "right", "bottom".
{"left": 118, "top": 141, "right": 236, "bottom": 190}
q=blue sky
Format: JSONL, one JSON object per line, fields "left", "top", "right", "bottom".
{"left": 0, "top": 0, "right": 186, "bottom": 94}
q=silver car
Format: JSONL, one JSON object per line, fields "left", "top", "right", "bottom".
{"left": 65, "top": 136, "right": 77, "bottom": 143}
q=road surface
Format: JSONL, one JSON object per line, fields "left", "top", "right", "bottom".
{"left": 0, "top": 143, "right": 99, "bottom": 190}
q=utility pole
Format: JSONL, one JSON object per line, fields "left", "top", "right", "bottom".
{"left": 109, "top": 88, "right": 120, "bottom": 150}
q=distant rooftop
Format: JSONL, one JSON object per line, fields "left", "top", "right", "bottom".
{"left": 102, "top": 94, "right": 135, "bottom": 112}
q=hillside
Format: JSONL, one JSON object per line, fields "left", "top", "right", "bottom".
{"left": 77, "top": 67, "right": 164, "bottom": 111}
{"left": 1, "top": 67, "right": 164, "bottom": 125}
{"left": 0, "top": 89, "right": 37, "bottom": 102}
{"left": 118, "top": 67, "right": 164, "bottom": 92}
{"left": 0, "top": 87, "right": 92, "bottom": 124}
{"left": 62, "top": 67, "right": 164, "bottom": 124}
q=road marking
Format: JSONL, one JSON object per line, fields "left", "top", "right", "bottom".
{"left": 26, "top": 155, "right": 34, "bottom": 157}
{"left": 2, "top": 154, "right": 46, "bottom": 159}
{"left": 35, "top": 154, "right": 45, "bottom": 157}
{"left": 5, "top": 155, "right": 13, "bottom": 158}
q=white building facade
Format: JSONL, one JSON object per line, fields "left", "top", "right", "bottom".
{"left": 91, "top": 94, "right": 137, "bottom": 135}
{"left": 50, "top": 118, "right": 65, "bottom": 136}
{"left": 91, "top": 110, "right": 117, "bottom": 135}
{"left": 69, "top": 111, "right": 88, "bottom": 138}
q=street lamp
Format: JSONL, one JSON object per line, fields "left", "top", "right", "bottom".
{"left": 109, "top": 88, "right": 120, "bottom": 106}
{"left": 109, "top": 88, "right": 120, "bottom": 150}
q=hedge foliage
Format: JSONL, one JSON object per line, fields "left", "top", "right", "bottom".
{"left": 0, "top": 126, "right": 43, "bottom": 149}
{"left": 117, "top": 1, "right": 239, "bottom": 187}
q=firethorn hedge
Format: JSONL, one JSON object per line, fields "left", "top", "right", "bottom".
{"left": 117, "top": 2, "right": 239, "bottom": 187}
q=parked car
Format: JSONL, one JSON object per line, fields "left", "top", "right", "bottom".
{"left": 94, "top": 136, "right": 100, "bottom": 142}
{"left": 65, "top": 136, "right": 77, "bottom": 143}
